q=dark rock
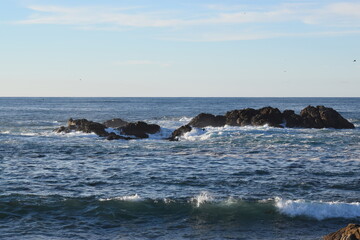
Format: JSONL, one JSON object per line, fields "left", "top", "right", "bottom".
{"left": 225, "top": 108, "right": 258, "bottom": 126}
{"left": 55, "top": 126, "right": 70, "bottom": 133}
{"left": 282, "top": 110, "right": 304, "bottom": 128}
{"left": 188, "top": 113, "right": 226, "bottom": 128}
{"left": 324, "top": 223, "right": 360, "bottom": 240}
{"left": 300, "top": 105, "right": 355, "bottom": 129}
{"left": 119, "top": 121, "right": 160, "bottom": 138}
{"left": 54, "top": 118, "right": 109, "bottom": 137}
{"left": 103, "top": 118, "right": 129, "bottom": 128}
{"left": 67, "top": 118, "right": 109, "bottom": 137}
{"left": 300, "top": 106, "right": 325, "bottom": 128}
{"left": 225, "top": 107, "right": 283, "bottom": 127}
{"left": 169, "top": 125, "right": 192, "bottom": 141}
{"left": 251, "top": 107, "right": 283, "bottom": 127}
{"left": 106, "top": 132, "right": 133, "bottom": 141}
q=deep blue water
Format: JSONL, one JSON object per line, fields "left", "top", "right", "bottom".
{"left": 0, "top": 97, "right": 359, "bottom": 240}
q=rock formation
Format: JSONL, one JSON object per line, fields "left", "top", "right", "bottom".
{"left": 54, "top": 105, "right": 355, "bottom": 141}
{"left": 301, "top": 105, "right": 355, "bottom": 129}
{"left": 170, "top": 105, "right": 354, "bottom": 139}
{"left": 169, "top": 125, "right": 192, "bottom": 141}
{"left": 188, "top": 113, "right": 226, "bottom": 128}
{"left": 324, "top": 223, "right": 360, "bottom": 240}
{"left": 103, "top": 118, "right": 128, "bottom": 128}
{"left": 55, "top": 118, "right": 160, "bottom": 140}
{"left": 118, "top": 121, "right": 160, "bottom": 139}
{"left": 56, "top": 118, "right": 109, "bottom": 137}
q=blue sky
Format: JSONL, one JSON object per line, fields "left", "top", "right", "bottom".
{"left": 1, "top": 0, "right": 359, "bottom": 97}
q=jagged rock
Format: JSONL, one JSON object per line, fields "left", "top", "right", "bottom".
{"left": 169, "top": 125, "right": 192, "bottom": 141}
{"left": 324, "top": 223, "right": 360, "bottom": 240}
{"left": 56, "top": 118, "right": 109, "bottom": 137}
{"left": 225, "top": 108, "right": 258, "bottom": 126}
{"left": 188, "top": 113, "right": 226, "bottom": 128}
{"left": 103, "top": 118, "right": 129, "bottom": 128}
{"left": 251, "top": 107, "right": 283, "bottom": 127}
{"left": 300, "top": 106, "right": 325, "bottom": 128}
{"left": 119, "top": 121, "right": 160, "bottom": 139}
{"left": 106, "top": 132, "right": 133, "bottom": 141}
{"left": 282, "top": 110, "right": 304, "bottom": 128}
{"left": 54, "top": 105, "right": 355, "bottom": 142}
{"left": 225, "top": 107, "right": 283, "bottom": 127}
{"left": 301, "top": 105, "right": 355, "bottom": 129}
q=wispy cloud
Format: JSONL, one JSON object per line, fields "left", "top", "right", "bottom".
{"left": 13, "top": 2, "right": 360, "bottom": 41}
{"left": 114, "top": 60, "right": 171, "bottom": 67}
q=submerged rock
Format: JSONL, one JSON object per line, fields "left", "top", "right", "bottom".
{"left": 324, "top": 223, "right": 360, "bottom": 240}
{"left": 188, "top": 113, "right": 226, "bottom": 128}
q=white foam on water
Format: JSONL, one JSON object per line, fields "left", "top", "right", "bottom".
{"left": 181, "top": 128, "right": 211, "bottom": 141}
{"left": 99, "top": 194, "right": 141, "bottom": 202}
{"left": 179, "top": 124, "right": 279, "bottom": 141}
{"left": 190, "top": 191, "right": 214, "bottom": 207}
{"left": 147, "top": 128, "right": 173, "bottom": 140}
{"left": 275, "top": 197, "right": 360, "bottom": 220}
{"left": 179, "top": 117, "right": 193, "bottom": 123}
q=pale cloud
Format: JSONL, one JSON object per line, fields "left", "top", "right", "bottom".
{"left": 13, "top": 2, "right": 360, "bottom": 40}
{"left": 303, "top": 2, "right": 360, "bottom": 27}
{"left": 16, "top": 5, "right": 185, "bottom": 27}
{"left": 115, "top": 60, "right": 171, "bottom": 67}
{"left": 163, "top": 30, "right": 360, "bottom": 42}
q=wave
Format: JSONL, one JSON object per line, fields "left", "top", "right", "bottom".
{"left": 275, "top": 197, "right": 360, "bottom": 220}
{"left": 1, "top": 194, "right": 359, "bottom": 222}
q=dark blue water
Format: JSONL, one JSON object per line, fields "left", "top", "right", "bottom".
{"left": 0, "top": 98, "right": 359, "bottom": 239}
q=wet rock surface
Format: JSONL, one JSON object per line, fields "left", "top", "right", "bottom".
{"left": 103, "top": 118, "right": 129, "bottom": 128}
{"left": 169, "top": 125, "right": 192, "bottom": 141}
{"left": 118, "top": 121, "right": 160, "bottom": 139}
{"left": 188, "top": 113, "right": 226, "bottom": 128}
{"left": 324, "top": 224, "right": 360, "bottom": 240}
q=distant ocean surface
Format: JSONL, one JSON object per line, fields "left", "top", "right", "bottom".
{"left": 0, "top": 97, "right": 359, "bottom": 240}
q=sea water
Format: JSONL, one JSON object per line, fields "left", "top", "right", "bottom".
{"left": 0, "top": 97, "right": 359, "bottom": 240}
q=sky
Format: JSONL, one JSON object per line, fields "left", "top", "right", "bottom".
{"left": 0, "top": 0, "right": 359, "bottom": 97}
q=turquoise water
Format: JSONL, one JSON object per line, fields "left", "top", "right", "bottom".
{"left": 0, "top": 98, "right": 359, "bottom": 239}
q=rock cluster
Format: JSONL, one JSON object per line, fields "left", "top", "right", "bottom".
{"left": 324, "top": 224, "right": 360, "bottom": 240}
{"left": 170, "top": 105, "right": 354, "bottom": 140}
{"left": 54, "top": 105, "right": 355, "bottom": 141}
{"left": 55, "top": 118, "right": 161, "bottom": 140}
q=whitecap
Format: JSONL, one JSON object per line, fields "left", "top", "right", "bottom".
{"left": 275, "top": 197, "right": 360, "bottom": 220}
{"left": 99, "top": 194, "right": 141, "bottom": 202}
{"left": 190, "top": 191, "right": 214, "bottom": 207}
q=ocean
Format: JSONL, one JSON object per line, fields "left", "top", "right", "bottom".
{"left": 0, "top": 97, "right": 359, "bottom": 240}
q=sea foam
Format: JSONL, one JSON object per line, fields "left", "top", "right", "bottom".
{"left": 99, "top": 194, "right": 141, "bottom": 202}
{"left": 275, "top": 197, "right": 360, "bottom": 220}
